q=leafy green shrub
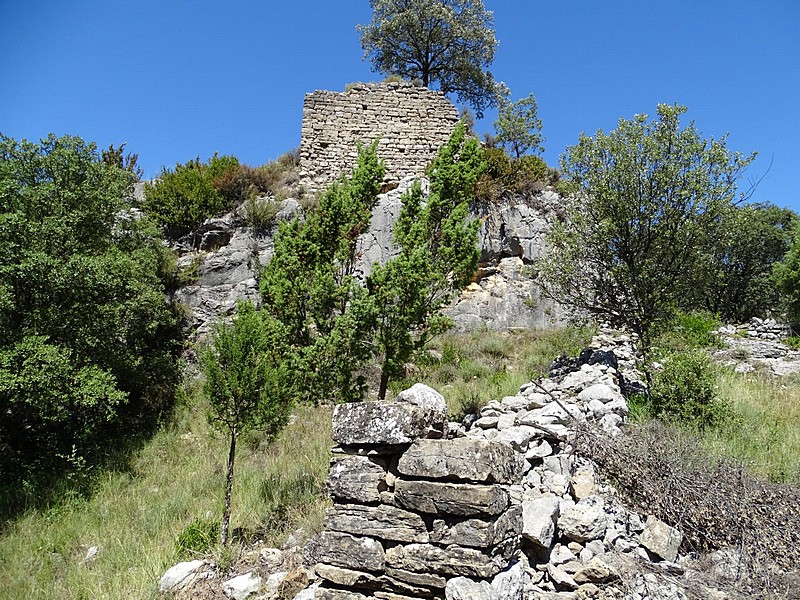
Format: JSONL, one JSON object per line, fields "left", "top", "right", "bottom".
{"left": 0, "top": 134, "right": 182, "bottom": 506}
{"left": 477, "top": 147, "right": 551, "bottom": 202}
{"left": 675, "top": 311, "right": 721, "bottom": 347}
{"left": 516, "top": 155, "right": 549, "bottom": 187}
{"left": 175, "top": 517, "right": 219, "bottom": 558}
{"left": 143, "top": 153, "right": 239, "bottom": 235}
{"left": 785, "top": 336, "right": 800, "bottom": 349}
{"left": 242, "top": 196, "right": 280, "bottom": 230}
{"left": 656, "top": 311, "right": 721, "bottom": 354}
{"left": 650, "top": 350, "right": 726, "bottom": 427}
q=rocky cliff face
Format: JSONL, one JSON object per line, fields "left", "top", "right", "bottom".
{"left": 170, "top": 185, "right": 566, "bottom": 336}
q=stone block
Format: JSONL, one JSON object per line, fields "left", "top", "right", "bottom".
{"left": 396, "top": 438, "right": 523, "bottom": 484}
{"left": 522, "top": 496, "right": 560, "bottom": 549}
{"left": 331, "top": 401, "right": 445, "bottom": 445}
{"left": 326, "top": 455, "right": 386, "bottom": 504}
{"left": 639, "top": 515, "right": 682, "bottom": 562}
{"left": 386, "top": 543, "right": 503, "bottom": 578}
{"left": 304, "top": 531, "right": 385, "bottom": 573}
{"left": 429, "top": 504, "right": 522, "bottom": 548}
{"left": 394, "top": 478, "right": 509, "bottom": 516}
{"left": 324, "top": 504, "right": 428, "bottom": 543}
{"left": 558, "top": 498, "right": 608, "bottom": 543}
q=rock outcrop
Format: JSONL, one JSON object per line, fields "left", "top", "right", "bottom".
{"left": 713, "top": 317, "right": 800, "bottom": 376}
{"left": 170, "top": 186, "right": 566, "bottom": 337}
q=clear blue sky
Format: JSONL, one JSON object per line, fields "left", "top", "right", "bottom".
{"left": 2, "top": 1, "right": 798, "bottom": 210}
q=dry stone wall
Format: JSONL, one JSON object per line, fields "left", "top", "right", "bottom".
{"left": 305, "top": 383, "right": 525, "bottom": 599}
{"left": 298, "top": 332, "right": 738, "bottom": 600}
{"left": 299, "top": 82, "right": 459, "bottom": 194}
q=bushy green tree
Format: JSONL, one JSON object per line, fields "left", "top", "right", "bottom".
{"left": 774, "top": 226, "right": 800, "bottom": 327}
{"left": 701, "top": 203, "right": 796, "bottom": 322}
{"left": 540, "top": 104, "right": 755, "bottom": 352}
{"left": 200, "top": 301, "right": 292, "bottom": 545}
{"left": 358, "top": 0, "right": 500, "bottom": 117}
{"left": 0, "top": 134, "right": 181, "bottom": 487}
{"left": 143, "top": 153, "right": 239, "bottom": 235}
{"left": 494, "top": 93, "right": 545, "bottom": 158}
{"left": 368, "top": 122, "right": 484, "bottom": 398}
{"left": 260, "top": 143, "right": 385, "bottom": 404}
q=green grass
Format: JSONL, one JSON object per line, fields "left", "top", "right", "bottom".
{"left": 0, "top": 389, "right": 332, "bottom": 600}
{"left": 642, "top": 313, "right": 800, "bottom": 484}
{"left": 389, "top": 326, "right": 594, "bottom": 420}
{"left": 704, "top": 369, "right": 800, "bottom": 482}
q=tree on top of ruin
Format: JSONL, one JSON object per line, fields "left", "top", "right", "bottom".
{"left": 358, "top": 0, "right": 501, "bottom": 118}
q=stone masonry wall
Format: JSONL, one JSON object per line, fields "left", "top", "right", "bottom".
{"left": 305, "top": 383, "right": 525, "bottom": 599}
{"left": 299, "top": 334, "right": 711, "bottom": 600}
{"left": 299, "top": 82, "right": 459, "bottom": 194}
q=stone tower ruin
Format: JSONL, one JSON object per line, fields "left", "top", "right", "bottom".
{"left": 299, "top": 81, "right": 459, "bottom": 194}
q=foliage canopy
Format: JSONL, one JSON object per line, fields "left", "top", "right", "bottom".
{"left": 540, "top": 104, "right": 755, "bottom": 350}
{"left": 493, "top": 93, "right": 545, "bottom": 158}
{"left": 358, "top": 0, "right": 500, "bottom": 117}
{"left": 260, "top": 142, "right": 385, "bottom": 404}
{"left": 701, "top": 203, "right": 796, "bottom": 322}
{"left": 368, "top": 122, "right": 484, "bottom": 398}
{"left": 0, "top": 134, "right": 181, "bottom": 487}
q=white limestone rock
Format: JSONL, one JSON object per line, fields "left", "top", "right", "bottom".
{"left": 522, "top": 496, "right": 560, "bottom": 548}
{"left": 159, "top": 559, "right": 207, "bottom": 593}
{"left": 639, "top": 515, "right": 682, "bottom": 562}
{"left": 558, "top": 498, "right": 608, "bottom": 543}
{"left": 222, "top": 572, "right": 262, "bottom": 600}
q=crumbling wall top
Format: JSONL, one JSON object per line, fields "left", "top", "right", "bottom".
{"left": 299, "top": 81, "right": 459, "bottom": 195}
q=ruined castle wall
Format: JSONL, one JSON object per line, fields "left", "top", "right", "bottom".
{"left": 299, "top": 82, "right": 459, "bottom": 194}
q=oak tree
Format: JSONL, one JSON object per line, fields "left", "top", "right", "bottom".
{"left": 358, "top": 0, "right": 500, "bottom": 117}
{"left": 539, "top": 104, "right": 755, "bottom": 352}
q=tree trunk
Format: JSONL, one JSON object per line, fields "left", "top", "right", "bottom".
{"left": 221, "top": 425, "right": 237, "bottom": 546}
{"left": 378, "top": 363, "right": 390, "bottom": 401}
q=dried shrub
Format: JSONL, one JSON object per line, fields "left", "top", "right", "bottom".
{"left": 212, "top": 164, "right": 272, "bottom": 205}
{"left": 578, "top": 421, "right": 800, "bottom": 596}
{"left": 253, "top": 150, "right": 303, "bottom": 202}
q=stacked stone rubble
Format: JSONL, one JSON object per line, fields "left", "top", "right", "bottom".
{"left": 465, "top": 330, "right": 690, "bottom": 599}
{"left": 305, "top": 384, "right": 525, "bottom": 600}
{"left": 299, "top": 82, "right": 459, "bottom": 194}
{"left": 716, "top": 316, "right": 789, "bottom": 341}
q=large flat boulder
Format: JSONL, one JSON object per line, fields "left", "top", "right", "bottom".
{"left": 332, "top": 401, "right": 446, "bottom": 445}
{"left": 394, "top": 478, "right": 509, "bottom": 516}
{"left": 326, "top": 455, "right": 386, "bottom": 504}
{"left": 397, "top": 438, "right": 523, "bottom": 484}
{"left": 430, "top": 505, "right": 522, "bottom": 548}
{"left": 324, "top": 504, "right": 429, "bottom": 543}
{"left": 386, "top": 543, "right": 503, "bottom": 579}
{"left": 304, "top": 531, "right": 385, "bottom": 573}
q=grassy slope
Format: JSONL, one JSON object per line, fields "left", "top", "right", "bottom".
{"left": 708, "top": 369, "right": 800, "bottom": 482}
{"left": 0, "top": 397, "right": 331, "bottom": 600}
{"left": 2, "top": 326, "right": 798, "bottom": 599}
